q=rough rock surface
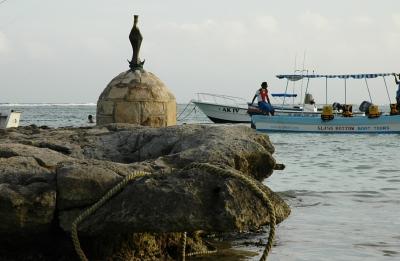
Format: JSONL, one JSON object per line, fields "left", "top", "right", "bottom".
{"left": 97, "top": 70, "right": 177, "bottom": 127}
{"left": 0, "top": 124, "right": 290, "bottom": 260}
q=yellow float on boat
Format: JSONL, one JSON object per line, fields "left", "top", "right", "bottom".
{"left": 321, "top": 105, "right": 334, "bottom": 121}
{"left": 368, "top": 105, "right": 381, "bottom": 118}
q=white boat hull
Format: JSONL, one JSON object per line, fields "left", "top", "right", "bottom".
{"left": 191, "top": 93, "right": 315, "bottom": 124}
{"left": 192, "top": 101, "right": 311, "bottom": 123}
{"left": 193, "top": 101, "right": 250, "bottom": 123}
{"left": 252, "top": 114, "right": 400, "bottom": 134}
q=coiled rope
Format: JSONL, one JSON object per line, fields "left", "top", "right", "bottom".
{"left": 183, "top": 163, "right": 276, "bottom": 261}
{"left": 71, "top": 171, "right": 149, "bottom": 261}
{"left": 181, "top": 231, "right": 218, "bottom": 259}
{"left": 71, "top": 164, "right": 276, "bottom": 261}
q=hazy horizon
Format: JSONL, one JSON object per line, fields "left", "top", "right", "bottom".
{"left": 1, "top": 0, "right": 400, "bottom": 105}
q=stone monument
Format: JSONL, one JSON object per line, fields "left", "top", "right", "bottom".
{"left": 96, "top": 15, "right": 176, "bottom": 127}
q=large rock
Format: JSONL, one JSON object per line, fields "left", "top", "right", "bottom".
{"left": 0, "top": 155, "right": 56, "bottom": 236}
{"left": 84, "top": 124, "right": 277, "bottom": 180}
{"left": 0, "top": 124, "right": 290, "bottom": 260}
{"left": 97, "top": 70, "right": 177, "bottom": 127}
{"left": 56, "top": 162, "right": 289, "bottom": 235}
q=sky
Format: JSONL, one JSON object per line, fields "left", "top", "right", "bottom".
{"left": 1, "top": 0, "right": 400, "bottom": 104}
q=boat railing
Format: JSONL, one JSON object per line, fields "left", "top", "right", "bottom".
{"left": 195, "top": 93, "right": 248, "bottom": 107}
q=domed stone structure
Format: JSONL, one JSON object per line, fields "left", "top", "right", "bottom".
{"left": 96, "top": 15, "right": 176, "bottom": 127}
{"left": 96, "top": 70, "right": 176, "bottom": 127}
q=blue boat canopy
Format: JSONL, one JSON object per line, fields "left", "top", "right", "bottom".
{"left": 276, "top": 73, "right": 395, "bottom": 81}
{"left": 271, "top": 93, "right": 297, "bottom": 97}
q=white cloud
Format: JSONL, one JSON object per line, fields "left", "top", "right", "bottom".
{"left": 385, "top": 32, "right": 400, "bottom": 50}
{"left": 176, "top": 19, "right": 246, "bottom": 36}
{"left": 0, "top": 31, "right": 11, "bottom": 54}
{"left": 152, "top": 19, "right": 247, "bottom": 52}
{"left": 81, "top": 37, "right": 113, "bottom": 56}
{"left": 392, "top": 14, "right": 400, "bottom": 28}
{"left": 299, "top": 11, "right": 329, "bottom": 30}
{"left": 24, "top": 41, "right": 55, "bottom": 60}
{"left": 255, "top": 16, "right": 278, "bottom": 33}
{"left": 353, "top": 16, "right": 373, "bottom": 25}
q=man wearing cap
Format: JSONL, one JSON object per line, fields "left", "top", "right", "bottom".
{"left": 251, "top": 82, "right": 275, "bottom": 115}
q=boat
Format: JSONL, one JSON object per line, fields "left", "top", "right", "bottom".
{"left": 191, "top": 93, "right": 250, "bottom": 123}
{"left": 191, "top": 93, "right": 316, "bottom": 123}
{"left": 0, "top": 110, "right": 21, "bottom": 129}
{"left": 252, "top": 73, "right": 400, "bottom": 133}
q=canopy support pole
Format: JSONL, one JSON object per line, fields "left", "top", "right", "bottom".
{"left": 383, "top": 76, "right": 392, "bottom": 104}
{"left": 302, "top": 77, "right": 310, "bottom": 115}
{"left": 300, "top": 75, "right": 304, "bottom": 106}
{"left": 300, "top": 51, "right": 307, "bottom": 105}
{"left": 291, "top": 80, "right": 296, "bottom": 105}
{"left": 325, "top": 77, "right": 328, "bottom": 105}
{"left": 364, "top": 78, "right": 373, "bottom": 103}
{"left": 282, "top": 79, "right": 290, "bottom": 107}
{"left": 304, "top": 77, "right": 310, "bottom": 100}
{"left": 344, "top": 78, "right": 347, "bottom": 104}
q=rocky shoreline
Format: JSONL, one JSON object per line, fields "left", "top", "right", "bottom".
{"left": 0, "top": 124, "right": 290, "bottom": 260}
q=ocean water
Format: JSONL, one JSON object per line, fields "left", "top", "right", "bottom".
{"left": 1, "top": 103, "right": 399, "bottom": 260}
{"left": 0, "top": 103, "right": 209, "bottom": 127}
{"left": 0, "top": 103, "right": 98, "bottom": 128}
{"left": 266, "top": 134, "right": 400, "bottom": 261}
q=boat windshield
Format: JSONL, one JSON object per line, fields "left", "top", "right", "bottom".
{"left": 271, "top": 93, "right": 297, "bottom": 98}
{"left": 195, "top": 93, "right": 248, "bottom": 106}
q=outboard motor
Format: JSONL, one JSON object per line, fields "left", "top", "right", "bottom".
{"left": 390, "top": 104, "right": 399, "bottom": 115}
{"left": 332, "top": 102, "right": 343, "bottom": 111}
{"left": 359, "top": 101, "right": 372, "bottom": 113}
{"left": 342, "top": 104, "right": 353, "bottom": 117}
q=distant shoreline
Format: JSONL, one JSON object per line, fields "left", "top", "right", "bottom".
{"left": 0, "top": 103, "right": 97, "bottom": 106}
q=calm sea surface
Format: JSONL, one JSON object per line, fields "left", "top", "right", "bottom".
{"left": 1, "top": 103, "right": 399, "bottom": 260}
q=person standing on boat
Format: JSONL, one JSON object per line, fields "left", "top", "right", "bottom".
{"left": 251, "top": 82, "right": 275, "bottom": 115}
{"left": 394, "top": 73, "right": 400, "bottom": 107}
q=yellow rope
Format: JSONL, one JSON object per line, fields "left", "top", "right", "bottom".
{"left": 181, "top": 232, "right": 187, "bottom": 261}
{"left": 71, "top": 164, "right": 276, "bottom": 261}
{"left": 184, "top": 163, "right": 276, "bottom": 261}
{"left": 180, "top": 231, "right": 218, "bottom": 260}
{"left": 71, "top": 171, "right": 149, "bottom": 261}
{"left": 186, "top": 249, "right": 218, "bottom": 257}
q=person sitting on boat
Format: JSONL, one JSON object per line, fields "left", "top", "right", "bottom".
{"left": 251, "top": 82, "right": 275, "bottom": 116}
